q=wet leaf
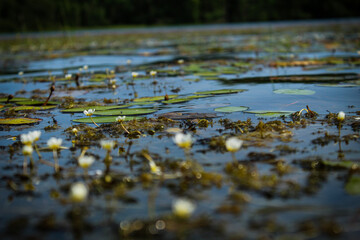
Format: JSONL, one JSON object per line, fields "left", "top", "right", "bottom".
{"left": 195, "top": 89, "right": 247, "bottom": 95}
{"left": 73, "top": 116, "right": 141, "bottom": 123}
{"left": 273, "top": 89, "right": 315, "bottom": 95}
{"left": 0, "top": 97, "right": 29, "bottom": 102}
{"left": 0, "top": 117, "right": 42, "bottom": 125}
{"left": 317, "top": 84, "right": 358, "bottom": 88}
{"left": 322, "top": 160, "right": 356, "bottom": 169}
{"left": 61, "top": 105, "right": 129, "bottom": 113}
{"left": 16, "top": 100, "right": 60, "bottom": 106}
{"left": 133, "top": 95, "right": 177, "bottom": 102}
{"left": 345, "top": 176, "right": 360, "bottom": 195}
{"left": 158, "top": 112, "right": 218, "bottom": 120}
{"left": 245, "top": 110, "right": 294, "bottom": 117}
{"left": 162, "top": 98, "right": 189, "bottom": 104}
{"left": 214, "top": 106, "right": 249, "bottom": 113}
{"left": 94, "top": 108, "right": 157, "bottom": 116}
{"left": 10, "top": 105, "right": 56, "bottom": 111}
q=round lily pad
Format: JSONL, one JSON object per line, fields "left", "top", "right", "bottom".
{"left": 11, "top": 105, "right": 56, "bottom": 111}
{"left": 273, "top": 89, "right": 315, "bottom": 95}
{"left": 245, "top": 110, "right": 294, "bottom": 117}
{"left": 195, "top": 89, "right": 247, "bottom": 95}
{"left": 0, "top": 117, "right": 42, "bottom": 125}
{"left": 61, "top": 105, "right": 129, "bottom": 113}
{"left": 214, "top": 106, "right": 249, "bottom": 113}
{"left": 73, "top": 116, "right": 141, "bottom": 123}
{"left": 162, "top": 98, "right": 189, "bottom": 104}
{"left": 94, "top": 108, "right": 157, "bottom": 116}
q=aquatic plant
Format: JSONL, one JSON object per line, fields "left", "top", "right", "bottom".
{"left": 173, "top": 132, "right": 193, "bottom": 149}
{"left": 116, "top": 116, "right": 129, "bottom": 134}
{"left": 172, "top": 198, "right": 196, "bottom": 219}
{"left": 70, "top": 182, "right": 88, "bottom": 203}
{"left": 47, "top": 137, "right": 63, "bottom": 172}
{"left": 83, "top": 109, "right": 99, "bottom": 127}
{"left": 78, "top": 155, "right": 95, "bottom": 169}
{"left": 22, "top": 145, "right": 33, "bottom": 173}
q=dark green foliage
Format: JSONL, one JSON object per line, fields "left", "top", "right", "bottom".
{"left": 0, "top": 0, "right": 360, "bottom": 32}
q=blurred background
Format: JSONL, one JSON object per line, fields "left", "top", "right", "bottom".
{"left": 1, "top": 0, "right": 360, "bottom": 33}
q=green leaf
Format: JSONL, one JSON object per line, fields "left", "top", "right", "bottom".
{"left": 0, "top": 117, "right": 42, "bottom": 125}
{"left": 195, "top": 89, "right": 247, "bottom": 95}
{"left": 10, "top": 105, "right": 56, "bottom": 111}
{"left": 322, "top": 160, "right": 356, "bottom": 169}
{"left": 61, "top": 105, "right": 129, "bottom": 113}
{"left": 194, "top": 72, "right": 219, "bottom": 77}
{"left": 317, "top": 84, "right": 358, "bottom": 88}
{"left": 94, "top": 108, "right": 157, "bottom": 116}
{"left": 245, "top": 110, "right": 294, "bottom": 117}
{"left": 345, "top": 175, "right": 360, "bottom": 195}
{"left": 133, "top": 95, "right": 177, "bottom": 102}
{"left": 214, "top": 106, "right": 249, "bottom": 113}
{"left": 185, "top": 94, "right": 212, "bottom": 99}
{"left": 162, "top": 98, "right": 190, "bottom": 104}
{"left": 73, "top": 116, "right": 141, "bottom": 123}
{"left": 16, "top": 100, "right": 60, "bottom": 106}
{"left": 0, "top": 97, "right": 29, "bottom": 103}
{"left": 273, "top": 89, "right": 315, "bottom": 95}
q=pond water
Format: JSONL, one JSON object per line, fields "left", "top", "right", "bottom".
{"left": 0, "top": 20, "right": 360, "bottom": 239}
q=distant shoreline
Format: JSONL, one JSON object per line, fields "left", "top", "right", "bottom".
{"left": 1, "top": 18, "right": 360, "bottom": 40}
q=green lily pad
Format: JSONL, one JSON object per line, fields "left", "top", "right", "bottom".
{"left": 185, "top": 94, "right": 212, "bottom": 99}
{"left": 322, "top": 160, "right": 356, "bottom": 169}
{"left": 162, "top": 98, "right": 189, "bottom": 104}
{"left": 273, "top": 89, "right": 316, "bottom": 95}
{"left": 16, "top": 100, "right": 60, "bottom": 106}
{"left": 194, "top": 72, "right": 219, "bottom": 77}
{"left": 73, "top": 116, "right": 141, "bottom": 123}
{"left": 195, "top": 89, "right": 247, "bottom": 95}
{"left": 133, "top": 95, "right": 177, "bottom": 102}
{"left": 345, "top": 176, "right": 360, "bottom": 195}
{"left": 214, "top": 106, "right": 249, "bottom": 113}
{"left": 10, "top": 105, "right": 56, "bottom": 111}
{"left": 0, "top": 117, "right": 42, "bottom": 125}
{"left": 94, "top": 108, "right": 157, "bottom": 116}
{"left": 245, "top": 110, "right": 294, "bottom": 117}
{"left": 61, "top": 105, "right": 129, "bottom": 113}
{"left": 0, "top": 97, "right": 29, "bottom": 103}
{"left": 317, "top": 84, "right": 358, "bottom": 88}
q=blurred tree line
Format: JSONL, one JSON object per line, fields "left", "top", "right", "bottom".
{"left": 0, "top": 0, "right": 359, "bottom": 32}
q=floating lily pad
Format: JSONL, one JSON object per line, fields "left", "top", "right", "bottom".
{"left": 345, "top": 176, "right": 360, "bottom": 195}
{"left": 0, "top": 117, "right": 42, "bottom": 125}
{"left": 162, "top": 98, "right": 189, "bottom": 104}
{"left": 322, "top": 160, "right": 356, "bottom": 169}
{"left": 273, "top": 89, "right": 315, "bottom": 95}
{"left": 194, "top": 72, "right": 219, "bottom": 77}
{"left": 61, "top": 105, "right": 129, "bottom": 113}
{"left": 185, "top": 94, "right": 212, "bottom": 99}
{"left": 195, "top": 89, "right": 247, "bottom": 95}
{"left": 73, "top": 116, "right": 141, "bottom": 123}
{"left": 0, "top": 97, "right": 30, "bottom": 103}
{"left": 94, "top": 108, "right": 157, "bottom": 116}
{"left": 245, "top": 110, "right": 294, "bottom": 117}
{"left": 158, "top": 112, "right": 218, "bottom": 120}
{"left": 317, "top": 84, "right": 358, "bottom": 88}
{"left": 10, "top": 105, "right": 57, "bottom": 111}
{"left": 16, "top": 100, "right": 60, "bottom": 106}
{"left": 133, "top": 95, "right": 177, "bottom": 102}
{"left": 214, "top": 106, "right": 249, "bottom": 113}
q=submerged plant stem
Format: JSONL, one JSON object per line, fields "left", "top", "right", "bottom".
{"left": 231, "top": 152, "right": 237, "bottom": 162}
{"left": 53, "top": 150, "right": 59, "bottom": 172}
{"left": 90, "top": 116, "right": 99, "bottom": 127}
{"left": 34, "top": 144, "right": 42, "bottom": 159}
{"left": 120, "top": 122, "right": 129, "bottom": 134}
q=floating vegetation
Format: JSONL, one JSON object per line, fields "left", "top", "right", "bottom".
{"left": 0, "top": 21, "right": 360, "bottom": 240}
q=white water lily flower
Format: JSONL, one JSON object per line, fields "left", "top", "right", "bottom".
{"left": 83, "top": 65, "right": 88, "bottom": 70}
{"left": 72, "top": 128, "right": 78, "bottom": 134}
{"left": 100, "top": 140, "right": 115, "bottom": 151}
{"left": 149, "top": 160, "right": 161, "bottom": 175}
{"left": 337, "top": 111, "right": 345, "bottom": 122}
{"left": 109, "top": 79, "right": 117, "bottom": 85}
{"left": 22, "top": 145, "right": 33, "bottom": 156}
{"left": 21, "top": 133, "right": 33, "bottom": 145}
{"left": 150, "top": 70, "right": 157, "bottom": 76}
{"left": 18, "top": 71, "right": 24, "bottom": 76}
{"left": 126, "top": 59, "right": 132, "bottom": 65}
{"left": 47, "top": 137, "right": 63, "bottom": 150}
{"left": 78, "top": 155, "right": 95, "bottom": 169}
{"left": 70, "top": 182, "right": 88, "bottom": 202}
{"left": 65, "top": 74, "right": 72, "bottom": 79}
{"left": 172, "top": 198, "right": 196, "bottom": 218}
{"left": 225, "top": 137, "right": 243, "bottom": 152}
{"left": 116, "top": 116, "right": 126, "bottom": 122}
{"left": 28, "top": 130, "right": 41, "bottom": 142}
{"left": 83, "top": 109, "right": 95, "bottom": 116}
{"left": 177, "top": 59, "right": 184, "bottom": 64}
{"left": 131, "top": 72, "right": 138, "bottom": 78}
{"left": 173, "top": 132, "right": 193, "bottom": 149}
